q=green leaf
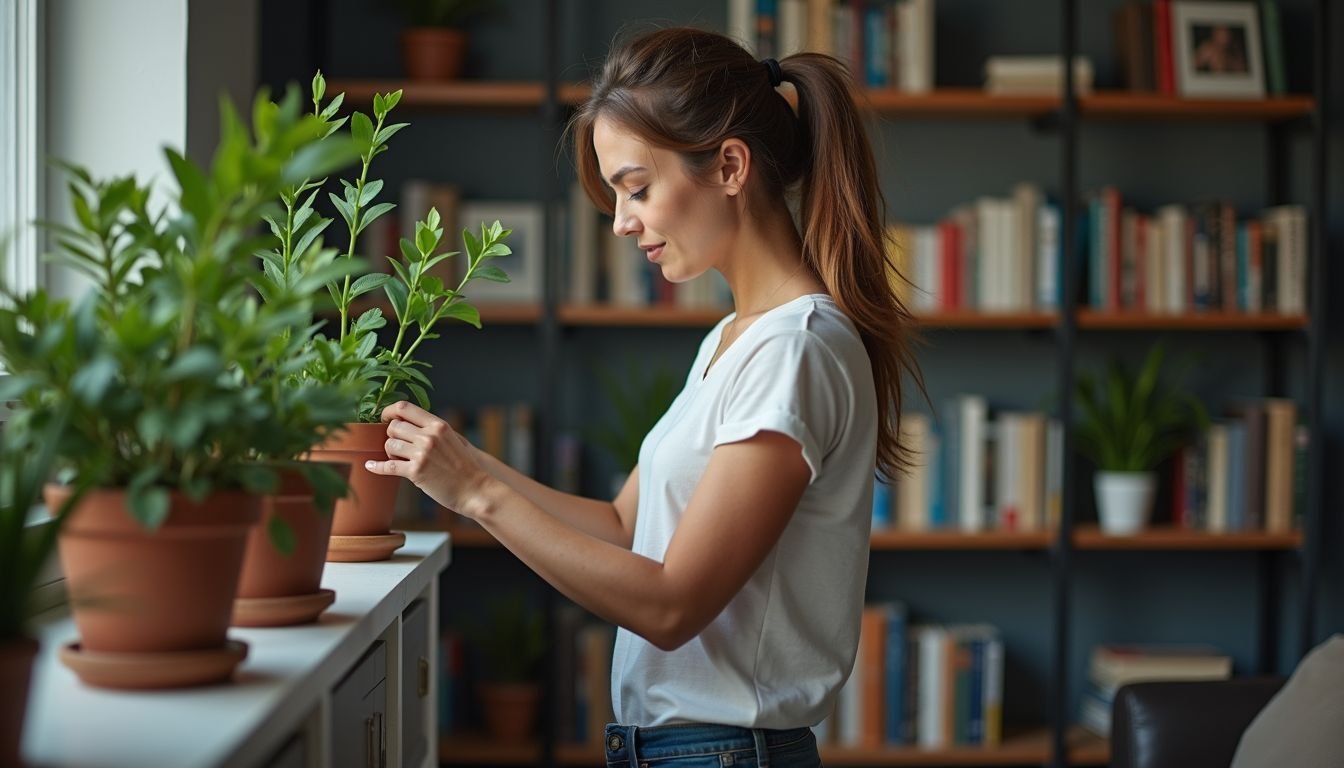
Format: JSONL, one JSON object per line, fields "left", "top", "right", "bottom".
{"left": 128, "top": 480, "right": 169, "bottom": 531}
{"left": 384, "top": 90, "right": 402, "bottom": 112}
{"left": 285, "top": 136, "right": 359, "bottom": 183}
{"left": 356, "top": 202, "right": 396, "bottom": 236}
{"left": 268, "top": 515, "right": 296, "bottom": 556}
{"left": 70, "top": 354, "right": 119, "bottom": 404}
{"left": 415, "top": 220, "right": 438, "bottom": 256}
{"left": 162, "top": 347, "right": 224, "bottom": 383}
{"left": 351, "top": 272, "right": 392, "bottom": 299}
{"left": 440, "top": 301, "right": 481, "bottom": 328}
{"left": 474, "top": 266, "right": 510, "bottom": 283}
{"left": 384, "top": 279, "right": 409, "bottom": 321}
{"left": 374, "top": 122, "right": 409, "bottom": 146}
{"left": 312, "top": 70, "right": 326, "bottom": 103}
{"left": 358, "top": 179, "right": 384, "bottom": 207}
{"left": 350, "top": 112, "right": 375, "bottom": 152}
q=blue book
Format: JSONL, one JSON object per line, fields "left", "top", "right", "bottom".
{"left": 967, "top": 635, "right": 985, "bottom": 744}
{"left": 884, "top": 604, "right": 909, "bottom": 744}
{"left": 872, "top": 476, "right": 893, "bottom": 529}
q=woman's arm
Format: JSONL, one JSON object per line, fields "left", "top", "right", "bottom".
{"left": 470, "top": 446, "right": 638, "bottom": 548}
{"left": 368, "top": 402, "right": 810, "bottom": 651}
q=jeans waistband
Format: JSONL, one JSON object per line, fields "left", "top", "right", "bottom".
{"left": 603, "top": 722, "right": 812, "bottom": 767}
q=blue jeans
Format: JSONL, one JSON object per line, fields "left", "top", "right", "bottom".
{"left": 603, "top": 722, "right": 822, "bottom": 768}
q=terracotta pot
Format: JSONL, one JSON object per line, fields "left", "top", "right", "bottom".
{"left": 479, "top": 682, "right": 540, "bottom": 741}
{"left": 44, "top": 484, "right": 261, "bottom": 654}
{"left": 402, "top": 27, "right": 466, "bottom": 81}
{"left": 308, "top": 423, "right": 400, "bottom": 538}
{"left": 1, "top": 637, "right": 37, "bottom": 768}
{"left": 236, "top": 462, "right": 350, "bottom": 599}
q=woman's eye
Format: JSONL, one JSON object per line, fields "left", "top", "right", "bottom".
{"left": 629, "top": 187, "right": 647, "bottom": 201}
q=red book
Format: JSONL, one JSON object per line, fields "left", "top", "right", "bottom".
{"left": 939, "top": 219, "right": 962, "bottom": 310}
{"left": 1154, "top": 0, "right": 1175, "bottom": 95}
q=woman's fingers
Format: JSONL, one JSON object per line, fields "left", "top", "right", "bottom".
{"left": 380, "top": 400, "right": 433, "bottom": 426}
{"left": 364, "top": 458, "right": 407, "bottom": 477}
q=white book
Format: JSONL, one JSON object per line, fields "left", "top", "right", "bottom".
{"left": 1206, "top": 424, "right": 1229, "bottom": 533}
{"left": 959, "top": 395, "right": 987, "bottom": 532}
{"left": 727, "top": 0, "right": 756, "bottom": 54}
{"left": 1036, "top": 203, "right": 1059, "bottom": 309}
{"left": 915, "top": 626, "right": 947, "bottom": 748}
{"left": 778, "top": 0, "right": 808, "bottom": 57}
{"left": 1158, "top": 205, "right": 1187, "bottom": 313}
{"left": 899, "top": 412, "right": 931, "bottom": 531}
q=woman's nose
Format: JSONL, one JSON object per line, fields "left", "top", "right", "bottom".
{"left": 612, "top": 202, "right": 640, "bottom": 237}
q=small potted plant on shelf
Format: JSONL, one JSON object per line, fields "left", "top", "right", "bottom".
{"left": 0, "top": 85, "right": 361, "bottom": 689}
{"left": 296, "top": 74, "right": 512, "bottom": 562}
{"left": 1074, "top": 342, "right": 1207, "bottom": 535}
{"left": 395, "top": 0, "right": 494, "bottom": 81}
{"left": 0, "top": 407, "right": 83, "bottom": 766}
{"left": 587, "top": 363, "right": 680, "bottom": 498}
{"left": 472, "top": 592, "right": 544, "bottom": 741}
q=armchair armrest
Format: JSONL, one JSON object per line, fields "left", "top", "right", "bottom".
{"left": 1110, "top": 678, "right": 1285, "bottom": 768}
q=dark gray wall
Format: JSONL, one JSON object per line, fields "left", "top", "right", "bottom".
{"left": 259, "top": 0, "right": 1342, "bottom": 731}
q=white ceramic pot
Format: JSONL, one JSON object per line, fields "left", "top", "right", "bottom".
{"left": 1094, "top": 471, "right": 1156, "bottom": 535}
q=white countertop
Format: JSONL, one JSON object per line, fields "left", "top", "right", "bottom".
{"left": 22, "top": 531, "right": 450, "bottom": 768}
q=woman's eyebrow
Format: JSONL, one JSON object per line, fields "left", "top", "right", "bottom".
{"left": 607, "top": 165, "right": 647, "bottom": 186}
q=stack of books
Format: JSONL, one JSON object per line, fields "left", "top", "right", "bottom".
{"left": 1081, "top": 644, "right": 1232, "bottom": 737}
{"left": 984, "top": 56, "right": 1094, "bottom": 95}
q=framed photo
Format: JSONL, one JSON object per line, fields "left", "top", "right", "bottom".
{"left": 1171, "top": 1, "right": 1265, "bottom": 98}
{"left": 453, "top": 200, "right": 544, "bottom": 304}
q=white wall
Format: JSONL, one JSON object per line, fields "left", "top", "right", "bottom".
{"left": 43, "top": 0, "right": 188, "bottom": 299}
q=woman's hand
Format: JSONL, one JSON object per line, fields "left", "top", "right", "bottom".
{"left": 364, "top": 400, "right": 495, "bottom": 519}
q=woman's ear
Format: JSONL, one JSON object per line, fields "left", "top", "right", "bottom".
{"left": 717, "top": 138, "right": 751, "bottom": 197}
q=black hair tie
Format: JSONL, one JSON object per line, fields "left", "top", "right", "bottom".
{"left": 762, "top": 58, "right": 783, "bottom": 88}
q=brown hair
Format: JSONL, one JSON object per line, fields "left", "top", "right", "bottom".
{"left": 570, "top": 27, "right": 924, "bottom": 480}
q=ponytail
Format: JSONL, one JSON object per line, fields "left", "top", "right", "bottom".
{"left": 783, "top": 55, "right": 924, "bottom": 480}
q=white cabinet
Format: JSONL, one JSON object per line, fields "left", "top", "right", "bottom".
{"left": 23, "top": 532, "right": 449, "bottom": 768}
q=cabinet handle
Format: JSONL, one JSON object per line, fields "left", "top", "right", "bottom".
{"left": 364, "top": 716, "right": 376, "bottom": 768}
{"left": 375, "top": 711, "right": 386, "bottom": 768}
{"left": 418, "top": 656, "right": 430, "bottom": 698}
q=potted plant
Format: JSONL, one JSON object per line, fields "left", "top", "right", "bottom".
{"left": 0, "top": 85, "right": 360, "bottom": 688}
{"left": 1074, "top": 343, "right": 1207, "bottom": 535}
{"left": 587, "top": 363, "right": 679, "bottom": 498}
{"left": 0, "top": 408, "right": 82, "bottom": 766}
{"left": 396, "top": 0, "right": 494, "bottom": 80}
{"left": 296, "top": 75, "right": 512, "bottom": 562}
{"left": 472, "top": 592, "right": 544, "bottom": 741}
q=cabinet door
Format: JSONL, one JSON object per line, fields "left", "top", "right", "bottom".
{"left": 401, "top": 599, "right": 430, "bottom": 768}
{"left": 261, "top": 731, "right": 307, "bottom": 768}
{"left": 332, "top": 640, "right": 387, "bottom": 768}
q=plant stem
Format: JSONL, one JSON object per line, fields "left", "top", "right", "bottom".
{"left": 338, "top": 113, "right": 387, "bottom": 344}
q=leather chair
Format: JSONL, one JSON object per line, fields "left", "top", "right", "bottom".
{"left": 1109, "top": 678, "right": 1286, "bottom": 768}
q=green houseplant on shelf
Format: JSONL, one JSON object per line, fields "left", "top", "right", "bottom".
{"left": 1074, "top": 342, "right": 1208, "bottom": 535}
{"left": 471, "top": 592, "right": 544, "bottom": 741}
{"left": 0, "top": 406, "right": 83, "bottom": 766}
{"left": 0, "top": 85, "right": 361, "bottom": 689}
{"left": 283, "top": 73, "right": 512, "bottom": 561}
{"left": 395, "top": 0, "right": 495, "bottom": 80}
{"left": 587, "top": 362, "right": 680, "bottom": 498}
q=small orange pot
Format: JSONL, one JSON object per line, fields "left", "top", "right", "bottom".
{"left": 44, "top": 485, "right": 261, "bottom": 655}
{"left": 1, "top": 637, "right": 37, "bottom": 768}
{"left": 402, "top": 27, "right": 466, "bottom": 80}
{"left": 236, "top": 463, "right": 350, "bottom": 600}
{"left": 479, "top": 682, "right": 541, "bottom": 741}
{"left": 308, "top": 423, "right": 401, "bottom": 538}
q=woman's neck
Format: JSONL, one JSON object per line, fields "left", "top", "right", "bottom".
{"left": 721, "top": 205, "right": 818, "bottom": 318}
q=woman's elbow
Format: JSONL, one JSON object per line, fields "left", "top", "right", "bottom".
{"left": 642, "top": 606, "right": 702, "bottom": 652}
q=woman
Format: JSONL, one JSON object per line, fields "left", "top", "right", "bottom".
{"left": 367, "top": 27, "right": 922, "bottom": 767}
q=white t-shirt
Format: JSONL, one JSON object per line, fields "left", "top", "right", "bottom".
{"left": 611, "top": 293, "right": 878, "bottom": 730}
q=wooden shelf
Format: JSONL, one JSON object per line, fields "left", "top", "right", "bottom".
{"left": 915, "top": 311, "right": 1057, "bottom": 329}
{"left": 329, "top": 80, "right": 1312, "bottom": 122}
{"left": 323, "top": 298, "right": 541, "bottom": 325}
{"left": 442, "top": 728, "right": 1106, "bottom": 766}
{"left": 1079, "top": 92, "right": 1314, "bottom": 121}
{"left": 559, "top": 304, "right": 728, "bottom": 327}
{"left": 1074, "top": 523, "right": 1302, "bottom": 550}
{"left": 870, "top": 529, "right": 1052, "bottom": 550}
{"left": 1077, "top": 310, "right": 1309, "bottom": 330}
{"left": 864, "top": 88, "right": 1057, "bottom": 117}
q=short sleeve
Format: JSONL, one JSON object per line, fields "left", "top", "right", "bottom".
{"left": 714, "top": 331, "right": 849, "bottom": 483}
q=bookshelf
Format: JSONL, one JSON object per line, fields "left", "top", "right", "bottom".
{"left": 284, "top": 2, "right": 1332, "bottom": 767}
{"left": 331, "top": 79, "right": 1314, "bottom": 122}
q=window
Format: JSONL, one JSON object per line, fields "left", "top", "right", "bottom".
{"left": 2, "top": 0, "right": 43, "bottom": 295}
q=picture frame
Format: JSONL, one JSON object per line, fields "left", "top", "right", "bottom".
{"left": 454, "top": 200, "right": 544, "bottom": 304}
{"left": 1171, "top": 1, "right": 1266, "bottom": 98}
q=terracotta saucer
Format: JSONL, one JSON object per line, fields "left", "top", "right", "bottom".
{"left": 59, "top": 639, "right": 248, "bottom": 690}
{"left": 231, "top": 588, "right": 336, "bottom": 627}
{"left": 327, "top": 531, "right": 406, "bottom": 562}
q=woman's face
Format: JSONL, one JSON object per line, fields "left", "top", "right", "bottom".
{"left": 591, "top": 116, "right": 737, "bottom": 283}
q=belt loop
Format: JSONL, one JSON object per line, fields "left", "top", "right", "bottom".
{"left": 627, "top": 724, "right": 640, "bottom": 768}
{"left": 752, "top": 728, "right": 770, "bottom": 768}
